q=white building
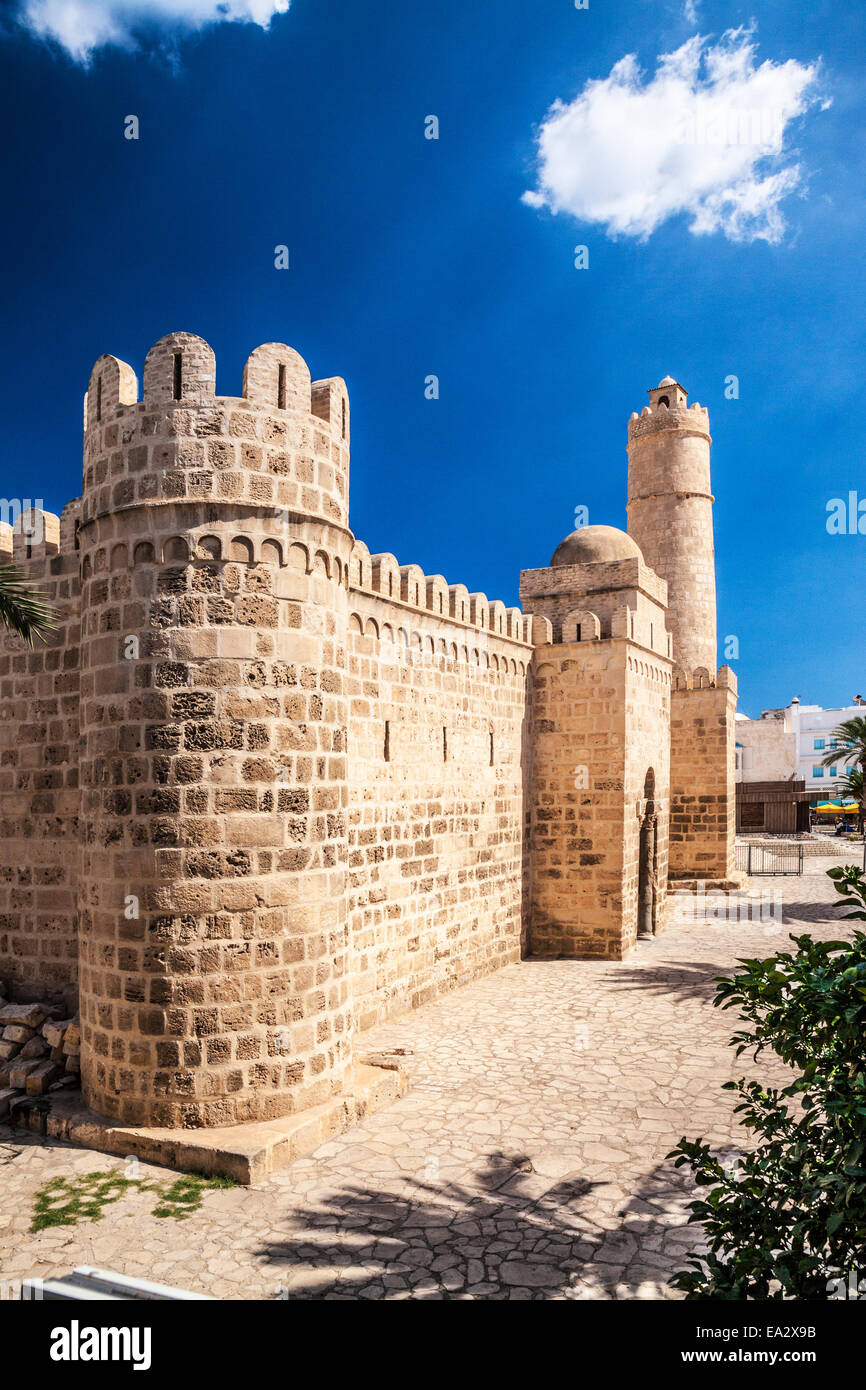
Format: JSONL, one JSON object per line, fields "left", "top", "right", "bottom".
{"left": 736, "top": 698, "right": 864, "bottom": 802}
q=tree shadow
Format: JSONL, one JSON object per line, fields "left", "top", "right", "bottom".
{"left": 607, "top": 959, "right": 729, "bottom": 1004}
{"left": 256, "top": 1149, "right": 715, "bottom": 1301}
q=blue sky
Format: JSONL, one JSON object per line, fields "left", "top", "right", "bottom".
{"left": 1, "top": 0, "right": 863, "bottom": 714}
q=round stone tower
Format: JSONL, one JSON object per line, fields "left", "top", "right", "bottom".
{"left": 626, "top": 377, "right": 716, "bottom": 675}
{"left": 77, "top": 332, "right": 353, "bottom": 1127}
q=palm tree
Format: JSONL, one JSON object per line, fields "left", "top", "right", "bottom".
{"left": 0, "top": 564, "right": 56, "bottom": 645}
{"left": 835, "top": 764, "right": 863, "bottom": 812}
{"left": 822, "top": 718, "right": 866, "bottom": 833}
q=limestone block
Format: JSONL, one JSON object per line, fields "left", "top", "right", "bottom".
{"left": 25, "top": 1060, "right": 65, "bottom": 1095}
{"left": 43, "top": 1019, "right": 74, "bottom": 1049}
{"left": 3, "top": 1025, "right": 35, "bottom": 1043}
{"left": 0, "top": 1004, "right": 46, "bottom": 1029}
{"left": 8, "top": 1057, "right": 44, "bottom": 1088}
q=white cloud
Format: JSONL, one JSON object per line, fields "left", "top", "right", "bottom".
{"left": 522, "top": 28, "right": 826, "bottom": 245}
{"left": 683, "top": 0, "right": 699, "bottom": 25}
{"left": 16, "top": 0, "right": 290, "bottom": 62}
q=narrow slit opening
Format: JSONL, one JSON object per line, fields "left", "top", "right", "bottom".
{"left": 172, "top": 353, "right": 183, "bottom": 401}
{"left": 384, "top": 720, "right": 391, "bottom": 762}
{"left": 278, "top": 364, "right": 287, "bottom": 410}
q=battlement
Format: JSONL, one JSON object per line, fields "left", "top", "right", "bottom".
{"left": 1, "top": 507, "right": 61, "bottom": 565}
{"left": 672, "top": 663, "right": 737, "bottom": 693}
{"left": 627, "top": 400, "right": 710, "bottom": 443}
{"left": 81, "top": 333, "right": 350, "bottom": 533}
{"left": 519, "top": 554, "right": 668, "bottom": 608}
{"left": 348, "top": 538, "right": 530, "bottom": 647}
{"left": 83, "top": 333, "right": 348, "bottom": 428}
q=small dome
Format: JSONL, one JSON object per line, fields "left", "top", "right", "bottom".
{"left": 550, "top": 525, "right": 643, "bottom": 568}
{"left": 658, "top": 374, "right": 676, "bottom": 386}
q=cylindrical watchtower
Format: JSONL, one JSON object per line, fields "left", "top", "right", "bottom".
{"left": 77, "top": 331, "right": 353, "bottom": 1127}
{"left": 626, "top": 377, "right": 716, "bottom": 676}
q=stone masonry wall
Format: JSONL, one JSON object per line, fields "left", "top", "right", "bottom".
{"left": 528, "top": 640, "right": 671, "bottom": 959}
{"left": 669, "top": 669, "right": 738, "bottom": 881}
{"left": 0, "top": 504, "right": 82, "bottom": 1005}
{"left": 75, "top": 334, "right": 355, "bottom": 1127}
{"left": 345, "top": 540, "right": 532, "bottom": 1030}
{"left": 626, "top": 396, "right": 717, "bottom": 678}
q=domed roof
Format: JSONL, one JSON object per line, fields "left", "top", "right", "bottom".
{"left": 658, "top": 374, "right": 676, "bottom": 386}
{"left": 550, "top": 525, "right": 643, "bottom": 568}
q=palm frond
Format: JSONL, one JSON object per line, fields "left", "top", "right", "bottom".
{"left": 820, "top": 716, "right": 866, "bottom": 768}
{"left": 0, "top": 563, "right": 57, "bottom": 646}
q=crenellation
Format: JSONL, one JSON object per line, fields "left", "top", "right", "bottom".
{"left": 370, "top": 552, "right": 401, "bottom": 599}
{"left": 425, "top": 573, "right": 449, "bottom": 617}
{"left": 469, "top": 592, "right": 489, "bottom": 629}
{"left": 449, "top": 583, "right": 470, "bottom": 624}
{"left": 142, "top": 332, "right": 217, "bottom": 408}
{"left": 243, "top": 342, "right": 311, "bottom": 414}
{"left": 12, "top": 508, "right": 60, "bottom": 566}
{"left": 400, "top": 564, "right": 426, "bottom": 608}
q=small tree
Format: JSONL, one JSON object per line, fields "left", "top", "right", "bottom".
{"left": 668, "top": 864, "right": 866, "bottom": 1299}
{"left": 835, "top": 766, "right": 863, "bottom": 820}
{"left": 0, "top": 563, "right": 56, "bottom": 645}
{"left": 821, "top": 717, "right": 866, "bottom": 833}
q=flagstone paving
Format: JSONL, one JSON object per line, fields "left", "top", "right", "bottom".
{"left": 0, "top": 859, "right": 854, "bottom": 1300}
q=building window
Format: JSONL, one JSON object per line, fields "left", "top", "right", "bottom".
{"left": 813, "top": 738, "right": 825, "bottom": 750}
{"left": 829, "top": 766, "right": 838, "bottom": 777}
{"left": 812, "top": 766, "right": 824, "bottom": 778}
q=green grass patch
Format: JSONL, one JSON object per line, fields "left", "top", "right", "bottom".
{"left": 31, "top": 1168, "right": 236, "bottom": 1232}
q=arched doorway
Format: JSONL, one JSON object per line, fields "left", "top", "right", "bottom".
{"left": 637, "top": 769, "right": 658, "bottom": 939}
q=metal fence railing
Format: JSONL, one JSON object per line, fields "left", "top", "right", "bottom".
{"left": 735, "top": 842, "right": 804, "bottom": 876}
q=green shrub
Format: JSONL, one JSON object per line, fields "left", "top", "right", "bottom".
{"left": 669, "top": 864, "right": 866, "bottom": 1299}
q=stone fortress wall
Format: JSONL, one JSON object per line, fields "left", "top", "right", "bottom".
{"left": 344, "top": 544, "right": 532, "bottom": 1030}
{"left": 0, "top": 503, "right": 82, "bottom": 1006}
{"left": 0, "top": 338, "right": 737, "bottom": 1131}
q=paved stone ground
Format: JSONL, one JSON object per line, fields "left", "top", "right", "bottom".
{"left": 0, "top": 859, "right": 855, "bottom": 1301}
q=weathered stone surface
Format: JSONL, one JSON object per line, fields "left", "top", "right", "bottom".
{"left": 25, "top": 1060, "right": 65, "bottom": 1095}
{"left": 3, "top": 1025, "right": 34, "bottom": 1043}
{"left": 0, "top": 1005, "right": 45, "bottom": 1030}
{"left": 8, "top": 1057, "right": 44, "bottom": 1089}
{"left": 43, "top": 1019, "right": 74, "bottom": 1049}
